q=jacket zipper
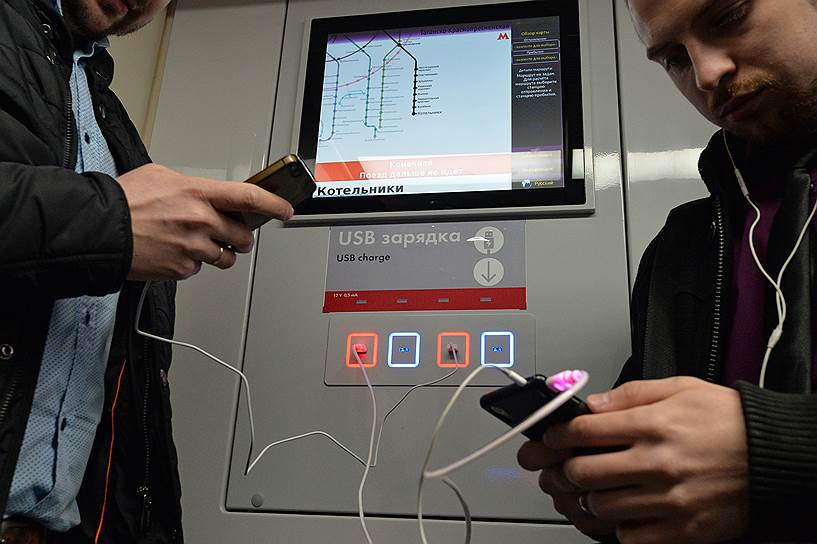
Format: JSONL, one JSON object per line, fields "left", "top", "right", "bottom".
{"left": 62, "top": 68, "right": 74, "bottom": 169}
{"left": 0, "top": 54, "right": 76, "bottom": 428}
{"left": 139, "top": 333, "right": 153, "bottom": 531}
{"left": 706, "top": 195, "right": 726, "bottom": 382}
{"left": 0, "top": 367, "right": 23, "bottom": 429}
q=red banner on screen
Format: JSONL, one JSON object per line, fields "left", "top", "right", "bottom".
{"left": 315, "top": 153, "right": 513, "bottom": 182}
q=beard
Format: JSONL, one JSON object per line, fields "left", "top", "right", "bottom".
{"left": 714, "top": 74, "right": 817, "bottom": 146}
{"left": 775, "top": 77, "right": 817, "bottom": 144}
{"left": 61, "top": 0, "right": 148, "bottom": 41}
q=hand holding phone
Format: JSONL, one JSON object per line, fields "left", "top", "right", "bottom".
{"left": 480, "top": 374, "right": 590, "bottom": 441}
{"left": 230, "top": 154, "right": 316, "bottom": 229}
{"left": 119, "top": 163, "right": 298, "bottom": 280}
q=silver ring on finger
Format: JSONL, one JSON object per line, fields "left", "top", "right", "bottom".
{"left": 209, "top": 245, "right": 225, "bottom": 266}
{"left": 578, "top": 492, "right": 593, "bottom": 516}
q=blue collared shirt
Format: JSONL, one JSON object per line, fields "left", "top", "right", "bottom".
{"left": 5, "top": 5, "right": 121, "bottom": 530}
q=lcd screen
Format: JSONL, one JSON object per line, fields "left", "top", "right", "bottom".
{"left": 297, "top": 1, "right": 585, "bottom": 216}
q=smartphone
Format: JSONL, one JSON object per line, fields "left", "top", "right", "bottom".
{"left": 480, "top": 374, "right": 590, "bottom": 441}
{"left": 232, "top": 154, "right": 316, "bottom": 229}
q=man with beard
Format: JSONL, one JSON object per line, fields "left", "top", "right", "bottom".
{"left": 517, "top": 1, "right": 817, "bottom": 543}
{"left": 0, "top": 0, "right": 294, "bottom": 542}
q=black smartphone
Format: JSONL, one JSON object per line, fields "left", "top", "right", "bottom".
{"left": 233, "top": 154, "right": 317, "bottom": 229}
{"left": 480, "top": 374, "right": 590, "bottom": 441}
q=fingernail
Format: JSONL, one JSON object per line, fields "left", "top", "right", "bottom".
{"left": 192, "top": 261, "right": 202, "bottom": 275}
{"left": 587, "top": 392, "right": 609, "bottom": 409}
{"left": 540, "top": 431, "right": 549, "bottom": 445}
{"left": 287, "top": 206, "right": 295, "bottom": 220}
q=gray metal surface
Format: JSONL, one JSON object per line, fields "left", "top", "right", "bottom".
{"left": 228, "top": 228, "right": 544, "bottom": 518}
{"left": 613, "top": 0, "right": 714, "bottom": 281}
{"left": 148, "top": 0, "right": 630, "bottom": 541}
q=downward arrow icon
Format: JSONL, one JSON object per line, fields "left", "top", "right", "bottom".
{"left": 481, "top": 260, "right": 497, "bottom": 283}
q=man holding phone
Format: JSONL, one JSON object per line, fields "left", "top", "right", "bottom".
{"left": 0, "top": 0, "right": 294, "bottom": 542}
{"left": 518, "top": 1, "right": 817, "bottom": 543}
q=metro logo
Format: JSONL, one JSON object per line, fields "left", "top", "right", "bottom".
{"left": 497, "top": 32, "right": 509, "bottom": 40}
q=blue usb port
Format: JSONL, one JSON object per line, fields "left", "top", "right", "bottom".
{"left": 388, "top": 332, "right": 421, "bottom": 368}
{"left": 481, "top": 331, "right": 514, "bottom": 368}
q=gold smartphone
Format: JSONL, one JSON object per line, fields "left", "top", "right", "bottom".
{"left": 234, "top": 154, "right": 316, "bottom": 229}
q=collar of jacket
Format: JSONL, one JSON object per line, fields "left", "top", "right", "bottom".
{"left": 27, "top": 0, "right": 115, "bottom": 83}
{"left": 28, "top": 0, "right": 117, "bottom": 87}
{"left": 27, "top": 0, "right": 76, "bottom": 67}
{"left": 698, "top": 128, "right": 817, "bottom": 203}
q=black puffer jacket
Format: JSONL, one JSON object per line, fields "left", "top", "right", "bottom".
{"left": 0, "top": 0, "right": 182, "bottom": 541}
{"left": 618, "top": 130, "right": 817, "bottom": 542}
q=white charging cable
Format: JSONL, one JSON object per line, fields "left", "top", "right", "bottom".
{"left": 135, "top": 281, "right": 261, "bottom": 474}
{"left": 371, "top": 363, "right": 459, "bottom": 467}
{"left": 136, "top": 283, "right": 573, "bottom": 543}
{"left": 417, "top": 366, "right": 588, "bottom": 544}
{"left": 350, "top": 347, "right": 473, "bottom": 544}
{"left": 135, "top": 282, "right": 470, "bottom": 543}
{"left": 723, "top": 131, "right": 817, "bottom": 387}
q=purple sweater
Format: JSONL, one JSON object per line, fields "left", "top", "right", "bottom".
{"left": 724, "top": 173, "right": 817, "bottom": 389}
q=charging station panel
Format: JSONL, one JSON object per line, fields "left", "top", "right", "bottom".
{"left": 325, "top": 313, "right": 535, "bottom": 386}
{"left": 222, "top": 216, "right": 627, "bottom": 524}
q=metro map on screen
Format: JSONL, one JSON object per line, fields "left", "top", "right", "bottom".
{"left": 314, "top": 16, "right": 565, "bottom": 199}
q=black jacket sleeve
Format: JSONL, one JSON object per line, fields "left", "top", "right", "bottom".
{"left": 734, "top": 382, "right": 817, "bottom": 542}
{"left": 615, "top": 235, "right": 660, "bottom": 387}
{"left": 621, "top": 225, "right": 817, "bottom": 541}
{"left": 0, "top": 108, "right": 133, "bottom": 299}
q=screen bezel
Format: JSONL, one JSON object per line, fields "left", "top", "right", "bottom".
{"left": 296, "top": 0, "right": 585, "bottom": 217}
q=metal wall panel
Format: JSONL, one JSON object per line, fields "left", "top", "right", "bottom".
{"left": 613, "top": 0, "right": 715, "bottom": 280}
{"left": 149, "top": 0, "right": 634, "bottom": 541}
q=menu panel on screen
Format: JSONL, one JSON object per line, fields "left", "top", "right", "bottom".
{"left": 297, "top": 1, "right": 585, "bottom": 216}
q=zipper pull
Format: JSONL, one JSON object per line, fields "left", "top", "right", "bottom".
{"left": 138, "top": 485, "right": 152, "bottom": 531}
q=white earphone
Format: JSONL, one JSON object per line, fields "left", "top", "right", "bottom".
{"left": 722, "top": 130, "right": 817, "bottom": 387}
